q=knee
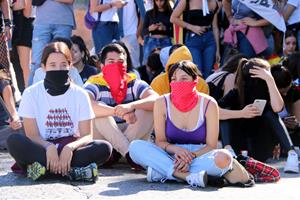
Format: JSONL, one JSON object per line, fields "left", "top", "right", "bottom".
{"left": 6, "top": 133, "right": 24, "bottom": 149}
{"left": 94, "top": 140, "right": 112, "bottom": 161}
{"left": 214, "top": 150, "right": 233, "bottom": 169}
{"left": 129, "top": 140, "right": 146, "bottom": 158}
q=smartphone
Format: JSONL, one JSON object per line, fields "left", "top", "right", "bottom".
{"left": 283, "top": 116, "right": 295, "bottom": 121}
{"left": 253, "top": 99, "right": 267, "bottom": 116}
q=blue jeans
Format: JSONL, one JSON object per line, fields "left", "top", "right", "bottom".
{"left": 236, "top": 31, "right": 256, "bottom": 58}
{"left": 129, "top": 140, "right": 232, "bottom": 180}
{"left": 92, "top": 21, "right": 120, "bottom": 55}
{"left": 143, "top": 36, "right": 172, "bottom": 65}
{"left": 185, "top": 31, "right": 216, "bottom": 79}
{"left": 29, "top": 24, "right": 72, "bottom": 86}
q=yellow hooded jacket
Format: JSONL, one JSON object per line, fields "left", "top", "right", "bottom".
{"left": 150, "top": 46, "right": 209, "bottom": 95}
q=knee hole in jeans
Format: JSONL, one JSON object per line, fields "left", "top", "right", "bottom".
{"left": 214, "top": 151, "right": 232, "bottom": 169}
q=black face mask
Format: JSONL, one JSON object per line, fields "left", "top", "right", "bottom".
{"left": 44, "top": 70, "right": 70, "bottom": 96}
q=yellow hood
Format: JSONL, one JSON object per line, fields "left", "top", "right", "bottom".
{"left": 165, "top": 46, "right": 193, "bottom": 72}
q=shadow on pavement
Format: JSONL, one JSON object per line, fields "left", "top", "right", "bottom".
{"left": 99, "top": 178, "right": 219, "bottom": 196}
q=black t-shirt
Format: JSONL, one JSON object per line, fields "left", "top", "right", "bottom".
{"left": 79, "top": 64, "right": 99, "bottom": 83}
{"left": 142, "top": 10, "right": 173, "bottom": 37}
{"left": 218, "top": 88, "right": 272, "bottom": 112}
{"left": 0, "top": 79, "right": 10, "bottom": 126}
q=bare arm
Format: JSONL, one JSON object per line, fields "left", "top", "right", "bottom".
{"left": 2, "top": 85, "right": 19, "bottom": 121}
{"left": 23, "top": 0, "right": 32, "bottom": 18}
{"left": 212, "top": 12, "right": 220, "bottom": 62}
{"left": 291, "top": 99, "right": 300, "bottom": 121}
{"left": 23, "top": 118, "right": 51, "bottom": 147}
{"left": 0, "top": 0, "right": 10, "bottom": 19}
{"left": 170, "top": 0, "right": 188, "bottom": 28}
{"left": 90, "top": 0, "right": 126, "bottom": 13}
{"left": 222, "top": 0, "right": 233, "bottom": 22}
{"left": 284, "top": 4, "right": 296, "bottom": 22}
{"left": 114, "top": 89, "right": 158, "bottom": 117}
{"left": 223, "top": 74, "right": 235, "bottom": 96}
{"left": 154, "top": 97, "right": 169, "bottom": 149}
{"left": 54, "top": 0, "right": 74, "bottom": 4}
{"left": 88, "top": 93, "right": 115, "bottom": 118}
{"left": 193, "top": 98, "right": 219, "bottom": 156}
{"left": 65, "top": 119, "right": 93, "bottom": 151}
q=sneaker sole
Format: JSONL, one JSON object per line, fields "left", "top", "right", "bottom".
{"left": 284, "top": 166, "right": 299, "bottom": 174}
{"left": 146, "top": 167, "right": 153, "bottom": 182}
{"left": 200, "top": 171, "right": 208, "bottom": 188}
{"left": 27, "top": 162, "right": 46, "bottom": 181}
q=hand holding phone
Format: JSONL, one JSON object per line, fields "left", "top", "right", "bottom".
{"left": 252, "top": 99, "right": 267, "bottom": 116}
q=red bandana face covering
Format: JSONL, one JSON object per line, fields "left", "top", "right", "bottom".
{"left": 102, "top": 62, "right": 127, "bottom": 104}
{"left": 170, "top": 80, "right": 199, "bottom": 112}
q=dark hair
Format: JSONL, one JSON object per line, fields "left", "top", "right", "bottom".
{"left": 99, "top": 43, "right": 127, "bottom": 65}
{"left": 151, "top": 0, "right": 172, "bottom": 18}
{"left": 283, "top": 52, "right": 300, "bottom": 80}
{"left": 113, "top": 41, "right": 133, "bottom": 72}
{"left": 52, "top": 37, "right": 72, "bottom": 49}
{"left": 221, "top": 53, "right": 247, "bottom": 73}
{"left": 168, "top": 60, "right": 201, "bottom": 82}
{"left": 71, "top": 35, "right": 90, "bottom": 65}
{"left": 271, "top": 64, "right": 292, "bottom": 89}
{"left": 169, "top": 44, "right": 184, "bottom": 56}
{"left": 285, "top": 30, "right": 297, "bottom": 40}
{"left": 41, "top": 42, "right": 72, "bottom": 66}
{"left": 235, "top": 58, "right": 270, "bottom": 107}
{"left": 147, "top": 51, "right": 163, "bottom": 72}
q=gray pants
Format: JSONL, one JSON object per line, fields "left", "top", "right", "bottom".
{"left": 0, "top": 126, "right": 24, "bottom": 150}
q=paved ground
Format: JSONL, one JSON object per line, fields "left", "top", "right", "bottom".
{"left": 0, "top": 150, "right": 299, "bottom": 199}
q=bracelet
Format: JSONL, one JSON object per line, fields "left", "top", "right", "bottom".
{"left": 4, "top": 19, "right": 13, "bottom": 28}
{"left": 164, "top": 143, "right": 171, "bottom": 151}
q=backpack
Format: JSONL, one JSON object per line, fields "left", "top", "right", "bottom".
{"left": 207, "top": 72, "right": 230, "bottom": 101}
{"left": 84, "top": 0, "right": 103, "bottom": 30}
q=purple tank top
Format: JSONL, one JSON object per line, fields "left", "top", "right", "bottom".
{"left": 164, "top": 95, "right": 210, "bottom": 144}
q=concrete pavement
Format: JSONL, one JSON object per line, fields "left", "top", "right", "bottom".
{"left": 0, "top": 150, "right": 299, "bottom": 199}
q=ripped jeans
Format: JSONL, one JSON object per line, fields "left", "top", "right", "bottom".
{"left": 129, "top": 140, "right": 232, "bottom": 180}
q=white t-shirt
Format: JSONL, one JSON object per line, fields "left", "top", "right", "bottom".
{"left": 18, "top": 82, "right": 95, "bottom": 140}
{"left": 287, "top": 0, "right": 300, "bottom": 25}
{"left": 92, "top": 0, "right": 119, "bottom": 22}
{"left": 122, "top": 0, "right": 138, "bottom": 36}
{"left": 33, "top": 68, "right": 84, "bottom": 87}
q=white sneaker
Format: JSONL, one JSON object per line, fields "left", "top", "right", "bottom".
{"left": 186, "top": 171, "right": 208, "bottom": 188}
{"left": 284, "top": 150, "right": 299, "bottom": 173}
{"left": 226, "top": 148, "right": 237, "bottom": 158}
{"left": 146, "top": 167, "right": 166, "bottom": 182}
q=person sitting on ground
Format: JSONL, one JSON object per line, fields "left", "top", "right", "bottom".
{"left": 129, "top": 60, "right": 235, "bottom": 188}
{"left": 271, "top": 64, "right": 300, "bottom": 146}
{"left": 283, "top": 30, "right": 298, "bottom": 57}
{"left": 33, "top": 37, "right": 84, "bottom": 86}
{"left": 0, "top": 66, "right": 22, "bottom": 149}
{"left": 218, "top": 58, "right": 299, "bottom": 173}
{"left": 138, "top": 48, "right": 164, "bottom": 84}
{"left": 6, "top": 42, "right": 112, "bottom": 182}
{"left": 206, "top": 53, "right": 246, "bottom": 101}
{"left": 151, "top": 45, "right": 209, "bottom": 95}
{"left": 71, "top": 35, "right": 99, "bottom": 83}
{"left": 84, "top": 43, "right": 158, "bottom": 169}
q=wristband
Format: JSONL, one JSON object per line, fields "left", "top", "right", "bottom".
{"left": 4, "top": 19, "right": 13, "bottom": 28}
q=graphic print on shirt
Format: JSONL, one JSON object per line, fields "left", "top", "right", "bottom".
{"left": 45, "top": 108, "right": 74, "bottom": 140}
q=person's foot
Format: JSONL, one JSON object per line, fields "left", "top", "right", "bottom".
{"left": 68, "top": 163, "right": 98, "bottom": 182}
{"left": 186, "top": 171, "right": 208, "bottom": 188}
{"left": 102, "top": 149, "right": 122, "bottom": 167}
{"left": 146, "top": 167, "right": 166, "bottom": 182}
{"left": 284, "top": 150, "right": 299, "bottom": 173}
{"left": 27, "top": 162, "right": 46, "bottom": 181}
{"left": 125, "top": 153, "right": 143, "bottom": 171}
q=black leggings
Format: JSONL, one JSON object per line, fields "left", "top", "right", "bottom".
{"left": 220, "top": 110, "right": 293, "bottom": 161}
{"left": 6, "top": 134, "right": 112, "bottom": 169}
